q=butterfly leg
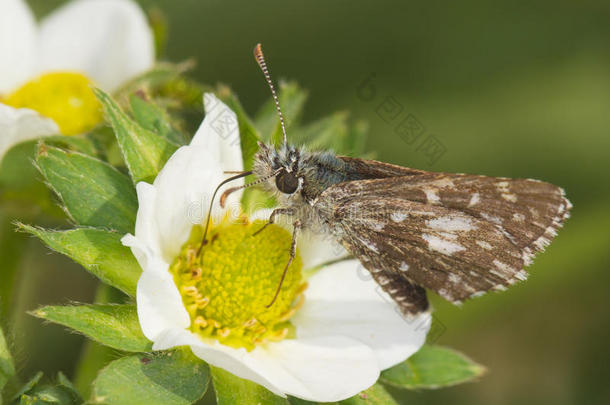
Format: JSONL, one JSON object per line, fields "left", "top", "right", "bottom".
{"left": 253, "top": 207, "right": 295, "bottom": 236}
{"left": 266, "top": 219, "right": 302, "bottom": 308}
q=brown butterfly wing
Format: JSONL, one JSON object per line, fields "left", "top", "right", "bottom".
{"left": 315, "top": 161, "right": 570, "bottom": 314}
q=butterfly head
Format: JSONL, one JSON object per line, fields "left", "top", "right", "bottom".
{"left": 253, "top": 141, "right": 305, "bottom": 196}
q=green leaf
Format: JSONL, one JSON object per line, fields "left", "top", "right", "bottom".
{"left": 18, "top": 225, "right": 140, "bottom": 296}
{"left": 254, "top": 81, "right": 308, "bottom": 145}
{"left": 0, "top": 141, "right": 63, "bottom": 218}
{"left": 95, "top": 88, "right": 178, "bottom": 184}
{"left": 35, "top": 144, "right": 137, "bottom": 233}
{"left": 217, "top": 85, "right": 261, "bottom": 170}
{"left": 91, "top": 350, "right": 209, "bottom": 405}
{"left": 292, "top": 112, "right": 349, "bottom": 151}
{"left": 0, "top": 325, "right": 16, "bottom": 393}
{"left": 340, "top": 384, "right": 398, "bottom": 405}
{"left": 31, "top": 304, "right": 151, "bottom": 352}
{"left": 211, "top": 367, "right": 289, "bottom": 405}
{"left": 116, "top": 62, "right": 195, "bottom": 100}
{"left": 73, "top": 283, "right": 126, "bottom": 399}
{"left": 380, "top": 345, "right": 486, "bottom": 389}
{"left": 129, "top": 95, "right": 186, "bottom": 145}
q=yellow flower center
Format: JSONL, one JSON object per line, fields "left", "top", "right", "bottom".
{"left": 3, "top": 72, "right": 102, "bottom": 135}
{"left": 170, "top": 219, "right": 305, "bottom": 351}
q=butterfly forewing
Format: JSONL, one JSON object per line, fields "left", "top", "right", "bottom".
{"left": 315, "top": 159, "right": 571, "bottom": 313}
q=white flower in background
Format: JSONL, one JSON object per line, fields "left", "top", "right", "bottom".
{"left": 0, "top": 0, "right": 154, "bottom": 159}
{"left": 122, "top": 93, "right": 431, "bottom": 402}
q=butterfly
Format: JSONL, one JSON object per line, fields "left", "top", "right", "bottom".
{"left": 206, "top": 44, "right": 571, "bottom": 316}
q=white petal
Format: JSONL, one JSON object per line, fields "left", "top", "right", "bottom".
{"left": 190, "top": 94, "right": 244, "bottom": 211}
{"left": 136, "top": 268, "right": 189, "bottom": 341}
{"left": 157, "top": 328, "right": 378, "bottom": 402}
{"left": 0, "top": 0, "right": 38, "bottom": 93}
{"left": 297, "top": 229, "right": 347, "bottom": 270}
{"left": 249, "top": 337, "right": 379, "bottom": 401}
{"left": 152, "top": 328, "right": 286, "bottom": 397}
{"left": 151, "top": 146, "right": 225, "bottom": 261}
{"left": 121, "top": 182, "right": 162, "bottom": 267}
{"left": 249, "top": 209, "right": 347, "bottom": 271}
{"left": 293, "top": 260, "right": 431, "bottom": 370}
{"left": 39, "top": 0, "right": 154, "bottom": 92}
{"left": 0, "top": 104, "right": 59, "bottom": 160}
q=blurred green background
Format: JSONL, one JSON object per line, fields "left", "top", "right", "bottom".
{"left": 3, "top": 0, "right": 609, "bottom": 404}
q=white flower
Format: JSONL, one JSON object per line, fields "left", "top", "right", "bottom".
{"left": 122, "top": 94, "right": 431, "bottom": 402}
{"left": 0, "top": 0, "right": 154, "bottom": 159}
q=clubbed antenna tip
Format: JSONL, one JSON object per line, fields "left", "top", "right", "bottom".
{"left": 253, "top": 43, "right": 288, "bottom": 146}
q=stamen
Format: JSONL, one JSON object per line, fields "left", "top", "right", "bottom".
{"left": 170, "top": 219, "right": 306, "bottom": 350}
{"left": 4, "top": 72, "right": 102, "bottom": 135}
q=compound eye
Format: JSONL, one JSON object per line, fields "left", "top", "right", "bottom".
{"left": 275, "top": 171, "right": 299, "bottom": 194}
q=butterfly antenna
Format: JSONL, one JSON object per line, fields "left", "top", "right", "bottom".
{"left": 198, "top": 170, "right": 253, "bottom": 256}
{"left": 218, "top": 169, "right": 281, "bottom": 208}
{"left": 254, "top": 43, "right": 288, "bottom": 146}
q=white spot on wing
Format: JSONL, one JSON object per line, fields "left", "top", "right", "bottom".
{"left": 480, "top": 212, "right": 503, "bottom": 225}
{"left": 476, "top": 240, "right": 493, "bottom": 250}
{"left": 424, "top": 189, "right": 440, "bottom": 204}
{"left": 426, "top": 215, "right": 475, "bottom": 232}
{"left": 372, "top": 222, "right": 385, "bottom": 231}
{"left": 496, "top": 181, "right": 510, "bottom": 193}
{"left": 358, "top": 237, "right": 379, "bottom": 254}
{"left": 448, "top": 273, "right": 461, "bottom": 284}
{"left": 422, "top": 233, "right": 466, "bottom": 255}
{"left": 513, "top": 213, "right": 525, "bottom": 222}
{"left": 515, "top": 270, "right": 528, "bottom": 281}
{"left": 391, "top": 212, "right": 408, "bottom": 223}
{"left": 377, "top": 275, "right": 391, "bottom": 285}
{"left": 468, "top": 193, "right": 480, "bottom": 207}
{"left": 438, "top": 288, "right": 452, "bottom": 300}
{"left": 493, "top": 259, "right": 514, "bottom": 274}
{"left": 502, "top": 193, "right": 517, "bottom": 202}
{"left": 399, "top": 262, "right": 409, "bottom": 272}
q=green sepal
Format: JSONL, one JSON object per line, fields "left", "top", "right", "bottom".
{"left": 18, "top": 225, "right": 140, "bottom": 296}
{"left": 211, "top": 367, "right": 290, "bottom": 405}
{"left": 115, "top": 62, "right": 194, "bottom": 100}
{"left": 129, "top": 95, "right": 186, "bottom": 146}
{"left": 288, "top": 383, "right": 398, "bottom": 405}
{"left": 11, "top": 372, "right": 82, "bottom": 405}
{"left": 340, "top": 383, "right": 398, "bottom": 405}
{"left": 0, "top": 134, "right": 99, "bottom": 219}
{"left": 56, "top": 372, "right": 83, "bottom": 404}
{"left": 30, "top": 304, "right": 150, "bottom": 353}
{"left": 95, "top": 88, "right": 178, "bottom": 184}
{"left": 380, "top": 345, "right": 486, "bottom": 389}
{"left": 11, "top": 372, "right": 43, "bottom": 403}
{"left": 90, "top": 350, "right": 209, "bottom": 405}
{"left": 18, "top": 386, "right": 75, "bottom": 405}
{"left": 34, "top": 144, "right": 137, "bottom": 233}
